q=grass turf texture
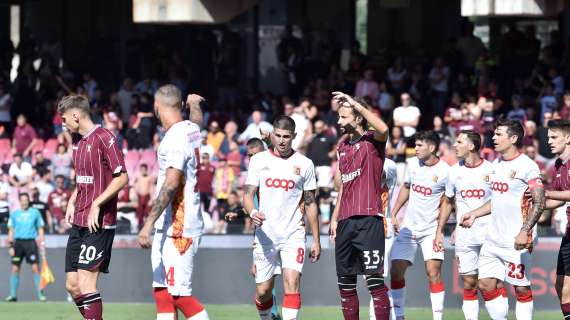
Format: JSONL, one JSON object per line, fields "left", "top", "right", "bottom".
{"left": 0, "top": 303, "right": 562, "bottom": 320}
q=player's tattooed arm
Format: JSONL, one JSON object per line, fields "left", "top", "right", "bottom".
{"left": 521, "top": 185, "right": 546, "bottom": 232}
{"left": 148, "top": 182, "right": 178, "bottom": 223}
{"left": 242, "top": 184, "right": 259, "bottom": 215}
{"left": 303, "top": 190, "right": 317, "bottom": 206}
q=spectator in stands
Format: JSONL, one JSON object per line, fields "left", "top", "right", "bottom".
{"left": 0, "top": 84, "right": 12, "bottom": 134}
{"left": 117, "top": 77, "right": 135, "bottom": 124}
{"left": 47, "top": 175, "right": 70, "bottom": 233}
{"left": 387, "top": 126, "right": 407, "bottom": 184}
{"left": 507, "top": 95, "right": 527, "bottom": 123}
{"left": 117, "top": 185, "right": 138, "bottom": 234}
{"left": 57, "top": 197, "right": 70, "bottom": 234}
{"left": 226, "top": 141, "right": 241, "bottom": 176}
{"left": 377, "top": 81, "right": 394, "bottom": 116}
{"left": 135, "top": 77, "right": 159, "bottom": 95}
{"left": 354, "top": 68, "right": 379, "bottom": 101}
{"left": 200, "top": 130, "right": 215, "bottom": 160}
{"left": 33, "top": 151, "right": 51, "bottom": 177}
{"left": 133, "top": 163, "right": 153, "bottom": 228}
{"left": 0, "top": 190, "right": 9, "bottom": 234}
{"left": 30, "top": 187, "right": 52, "bottom": 234}
{"left": 429, "top": 56, "right": 450, "bottom": 117}
{"left": 456, "top": 22, "right": 485, "bottom": 72}
{"left": 9, "top": 154, "right": 33, "bottom": 189}
{"left": 197, "top": 153, "right": 215, "bottom": 215}
{"left": 549, "top": 67, "right": 564, "bottom": 96}
{"left": 51, "top": 144, "right": 72, "bottom": 181}
{"left": 220, "top": 191, "right": 245, "bottom": 234}
{"left": 213, "top": 157, "right": 235, "bottom": 234}
{"left": 82, "top": 73, "right": 98, "bottom": 99}
{"left": 393, "top": 92, "right": 421, "bottom": 138}
{"left": 525, "top": 144, "right": 547, "bottom": 176}
{"left": 206, "top": 121, "right": 225, "bottom": 155}
{"left": 219, "top": 120, "right": 239, "bottom": 155}
{"left": 12, "top": 115, "right": 38, "bottom": 161}
{"left": 239, "top": 110, "right": 273, "bottom": 142}
{"left": 387, "top": 58, "right": 407, "bottom": 95}
{"left": 290, "top": 104, "right": 311, "bottom": 151}
{"left": 34, "top": 170, "right": 54, "bottom": 203}
{"left": 539, "top": 83, "right": 557, "bottom": 123}
{"left": 559, "top": 92, "right": 570, "bottom": 119}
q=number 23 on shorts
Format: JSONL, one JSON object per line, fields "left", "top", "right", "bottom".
{"left": 507, "top": 262, "right": 525, "bottom": 280}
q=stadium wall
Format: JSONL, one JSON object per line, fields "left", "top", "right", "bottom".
{"left": 0, "top": 235, "right": 561, "bottom": 309}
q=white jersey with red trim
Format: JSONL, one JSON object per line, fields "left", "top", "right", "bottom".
{"left": 382, "top": 158, "right": 397, "bottom": 238}
{"left": 445, "top": 159, "right": 493, "bottom": 247}
{"left": 486, "top": 153, "right": 541, "bottom": 248}
{"left": 401, "top": 157, "right": 450, "bottom": 237}
{"left": 153, "top": 120, "right": 203, "bottom": 238}
{"left": 246, "top": 150, "right": 317, "bottom": 244}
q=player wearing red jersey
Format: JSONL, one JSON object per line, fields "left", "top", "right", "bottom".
{"left": 329, "top": 92, "right": 390, "bottom": 320}
{"left": 59, "top": 95, "right": 128, "bottom": 320}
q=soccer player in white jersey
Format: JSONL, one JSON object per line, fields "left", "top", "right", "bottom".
{"left": 138, "top": 85, "right": 209, "bottom": 320}
{"left": 243, "top": 115, "right": 320, "bottom": 320}
{"left": 434, "top": 130, "right": 492, "bottom": 320}
{"left": 462, "top": 118, "right": 545, "bottom": 320}
{"left": 370, "top": 158, "right": 398, "bottom": 320}
{"left": 390, "top": 131, "right": 450, "bottom": 320}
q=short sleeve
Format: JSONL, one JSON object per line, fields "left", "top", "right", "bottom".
{"left": 99, "top": 130, "right": 126, "bottom": 175}
{"left": 164, "top": 140, "right": 187, "bottom": 171}
{"left": 7, "top": 214, "right": 13, "bottom": 228}
{"left": 303, "top": 162, "right": 317, "bottom": 191}
{"left": 445, "top": 171, "right": 456, "bottom": 198}
{"left": 521, "top": 160, "right": 541, "bottom": 183}
{"left": 35, "top": 209, "right": 45, "bottom": 228}
{"left": 403, "top": 162, "right": 413, "bottom": 185}
{"left": 245, "top": 154, "right": 261, "bottom": 187}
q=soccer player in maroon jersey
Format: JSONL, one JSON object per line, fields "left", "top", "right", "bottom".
{"left": 58, "top": 95, "right": 128, "bottom": 320}
{"left": 329, "top": 91, "right": 390, "bottom": 320}
{"left": 542, "top": 119, "right": 570, "bottom": 318}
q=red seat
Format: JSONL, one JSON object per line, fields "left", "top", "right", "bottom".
{"left": 43, "top": 139, "right": 59, "bottom": 159}
{"left": 32, "top": 139, "right": 45, "bottom": 154}
{"left": 124, "top": 150, "right": 140, "bottom": 174}
{"left": 0, "top": 139, "right": 10, "bottom": 157}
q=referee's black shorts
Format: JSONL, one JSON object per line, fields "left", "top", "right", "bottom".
{"left": 12, "top": 239, "right": 39, "bottom": 265}
{"left": 557, "top": 236, "right": 570, "bottom": 276}
{"left": 335, "top": 215, "right": 385, "bottom": 276}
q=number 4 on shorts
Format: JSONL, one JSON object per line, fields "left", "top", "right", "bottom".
{"left": 166, "top": 267, "right": 175, "bottom": 286}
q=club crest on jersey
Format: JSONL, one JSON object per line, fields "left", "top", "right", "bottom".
{"left": 87, "top": 144, "right": 92, "bottom": 152}
{"left": 483, "top": 174, "right": 490, "bottom": 182}
{"left": 355, "top": 143, "right": 360, "bottom": 150}
{"left": 509, "top": 170, "right": 516, "bottom": 179}
{"left": 293, "top": 166, "right": 301, "bottom": 175}
{"left": 432, "top": 175, "right": 438, "bottom": 183}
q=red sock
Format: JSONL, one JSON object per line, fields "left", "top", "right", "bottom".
{"left": 153, "top": 288, "right": 176, "bottom": 314}
{"left": 370, "top": 285, "right": 391, "bottom": 320}
{"left": 283, "top": 293, "right": 301, "bottom": 309}
{"left": 390, "top": 279, "right": 405, "bottom": 290}
{"left": 500, "top": 287, "right": 508, "bottom": 298}
{"left": 81, "top": 292, "right": 102, "bottom": 320}
{"left": 173, "top": 295, "right": 205, "bottom": 318}
{"left": 481, "top": 289, "right": 501, "bottom": 301}
{"left": 516, "top": 290, "right": 533, "bottom": 303}
{"left": 463, "top": 288, "right": 478, "bottom": 301}
{"left": 561, "top": 302, "right": 570, "bottom": 316}
{"left": 429, "top": 281, "right": 445, "bottom": 293}
{"left": 73, "top": 294, "right": 87, "bottom": 317}
{"left": 339, "top": 289, "right": 359, "bottom": 320}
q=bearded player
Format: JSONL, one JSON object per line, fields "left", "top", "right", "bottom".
{"left": 329, "top": 91, "right": 391, "bottom": 320}
{"left": 244, "top": 115, "right": 320, "bottom": 320}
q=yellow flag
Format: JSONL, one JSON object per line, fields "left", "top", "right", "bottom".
{"left": 40, "top": 255, "right": 55, "bottom": 290}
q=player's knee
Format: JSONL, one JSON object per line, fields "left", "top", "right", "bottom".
{"left": 426, "top": 269, "right": 441, "bottom": 282}
{"left": 390, "top": 260, "right": 408, "bottom": 280}
{"left": 283, "top": 277, "right": 300, "bottom": 293}
{"left": 365, "top": 274, "right": 385, "bottom": 292}
{"left": 255, "top": 284, "right": 273, "bottom": 300}
{"left": 337, "top": 275, "right": 357, "bottom": 293}
{"left": 477, "top": 279, "right": 495, "bottom": 292}
{"left": 65, "top": 280, "right": 80, "bottom": 296}
{"left": 514, "top": 286, "right": 533, "bottom": 302}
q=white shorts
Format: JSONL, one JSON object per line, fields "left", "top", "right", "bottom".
{"left": 152, "top": 231, "right": 200, "bottom": 296}
{"left": 383, "top": 235, "right": 394, "bottom": 278}
{"left": 253, "top": 238, "right": 306, "bottom": 284}
{"left": 478, "top": 244, "right": 532, "bottom": 286}
{"left": 455, "top": 245, "right": 482, "bottom": 275}
{"left": 390, "top": 230, "right": 444, "bottom": 264}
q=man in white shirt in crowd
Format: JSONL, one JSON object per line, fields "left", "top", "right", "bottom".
{"left": 393, "top": 93, "right": 421, "bottom": 139}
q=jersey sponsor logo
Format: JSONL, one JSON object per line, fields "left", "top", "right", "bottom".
{"left": 490, "top": 181, "right": 509, "bottom": 193}
{"left": 341, "top": 168, "right": 361, "bottom": 183}
{"left": 459, "top": 189, "right": 486, "bottom": 199}
{"left": 76, "top": 175, "right": 94, "bottom": 184}
{"left": 265, "top": 178, "right": 295, "bottom": 191}
{"left": 411, "top": 184, "right": 432, "bottom": 196}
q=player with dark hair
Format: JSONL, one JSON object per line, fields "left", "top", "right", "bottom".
{"left": 462, "top": 118, "right": 545, "bottom": 320}
{"left": 59, "top": 95, "right": 128, "bottom": 320}
{"left": 539, "top": 119, "right": 570, "bottom": 318}
{"left": 138, "top": 84, "right": 209, "bottom": 319}
{"left": 244, "top": 115, "right": 320, "bottom": 320}
{"left": 328, "top": 91, "right": 391, "bottom": 320}
{"left": 390, "top": 130, "right": 450, "bottom": 320}
{"left": 434, "top": 130, "right": 494, "bottom": 319}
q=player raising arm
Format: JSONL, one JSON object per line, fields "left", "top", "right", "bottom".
{"left": 243, "top": 115, "right": 320, "bottom": 320}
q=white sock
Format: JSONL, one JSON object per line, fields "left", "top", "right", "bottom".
{"left": 391, "top": 287, "right": 406, "bottom": 317}
{"left": 429, "top": 291, "right": 445, "bottom": 320}
{"left": 502, "top": 294, "right": 509, "bottom": 316}
{"left": 484, "top": 297, "right": 507, "bottom": 320}
{"left": 462, "top": 299, "right": 479, "bottom": 320}
{"left": 515, "top": 301, "right": 533, "bottom": 320}
{"left": 282, "top": 307, "right": 299, "bottom": 320}
{"left": 157, "top": 313, "right": 176, "bottom": 320}
{"left": 187, "top": 310, "right": 210, "bottom": 320}
{"left": 370, "top": 297, "right": 376, "bottom": 320}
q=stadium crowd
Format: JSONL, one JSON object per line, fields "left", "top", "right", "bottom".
{"left": 0, "top": 22, "right": 568, "bottom": 235}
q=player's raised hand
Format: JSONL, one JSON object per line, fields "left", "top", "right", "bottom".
{"left": 310, "top": 241, "right": 321, "bottom": 263}
{"left": 138, "top": 223, "right": 153, "bottom": 249}
{"left": 433, "top": 232, "right": 444, "bottom": 252}
{"left": 251, "top": 210, "right": 266, "bottom": 227}
{"left": 514, "top": 230, "right": 531, "bottom": 250}
{"left": 460, "top": 212, "right": 476, "bottom": 228}
{"left": 87, "top": 204, "right": 100, "bottom": 233}
{"left": 329, "top": 220, "right": 337, "bottom": 244}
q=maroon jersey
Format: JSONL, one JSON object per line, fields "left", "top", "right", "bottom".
{"left": 72, "top": 126, "right": 126, "bottom": 228}
{"left": 48, "top": 189, "right": 71, "bottom": 220}
{"left": 550, "top": 158, "right": 570, "bottom": 236}
{"left": 337, "top": 131, "right": 386, "bottom": 221}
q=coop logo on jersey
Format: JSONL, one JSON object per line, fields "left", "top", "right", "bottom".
{"left": 460, "top": 189, "right": 486, "bottom": 199}
{"left": 411, "top": 184, "right": 432, "bottom": 196}
{"left": 491, "top": 182, "right": 509, "bottom": 193}
{"left": 341, "top": 169, "right": 361, "bottom": 183}
{"left": 265, "top": 178, "right": 295, "bottom": 191}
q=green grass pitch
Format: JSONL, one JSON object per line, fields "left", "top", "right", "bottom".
{"left": 0, "top": 302, "right": 563, "bottom": 319}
